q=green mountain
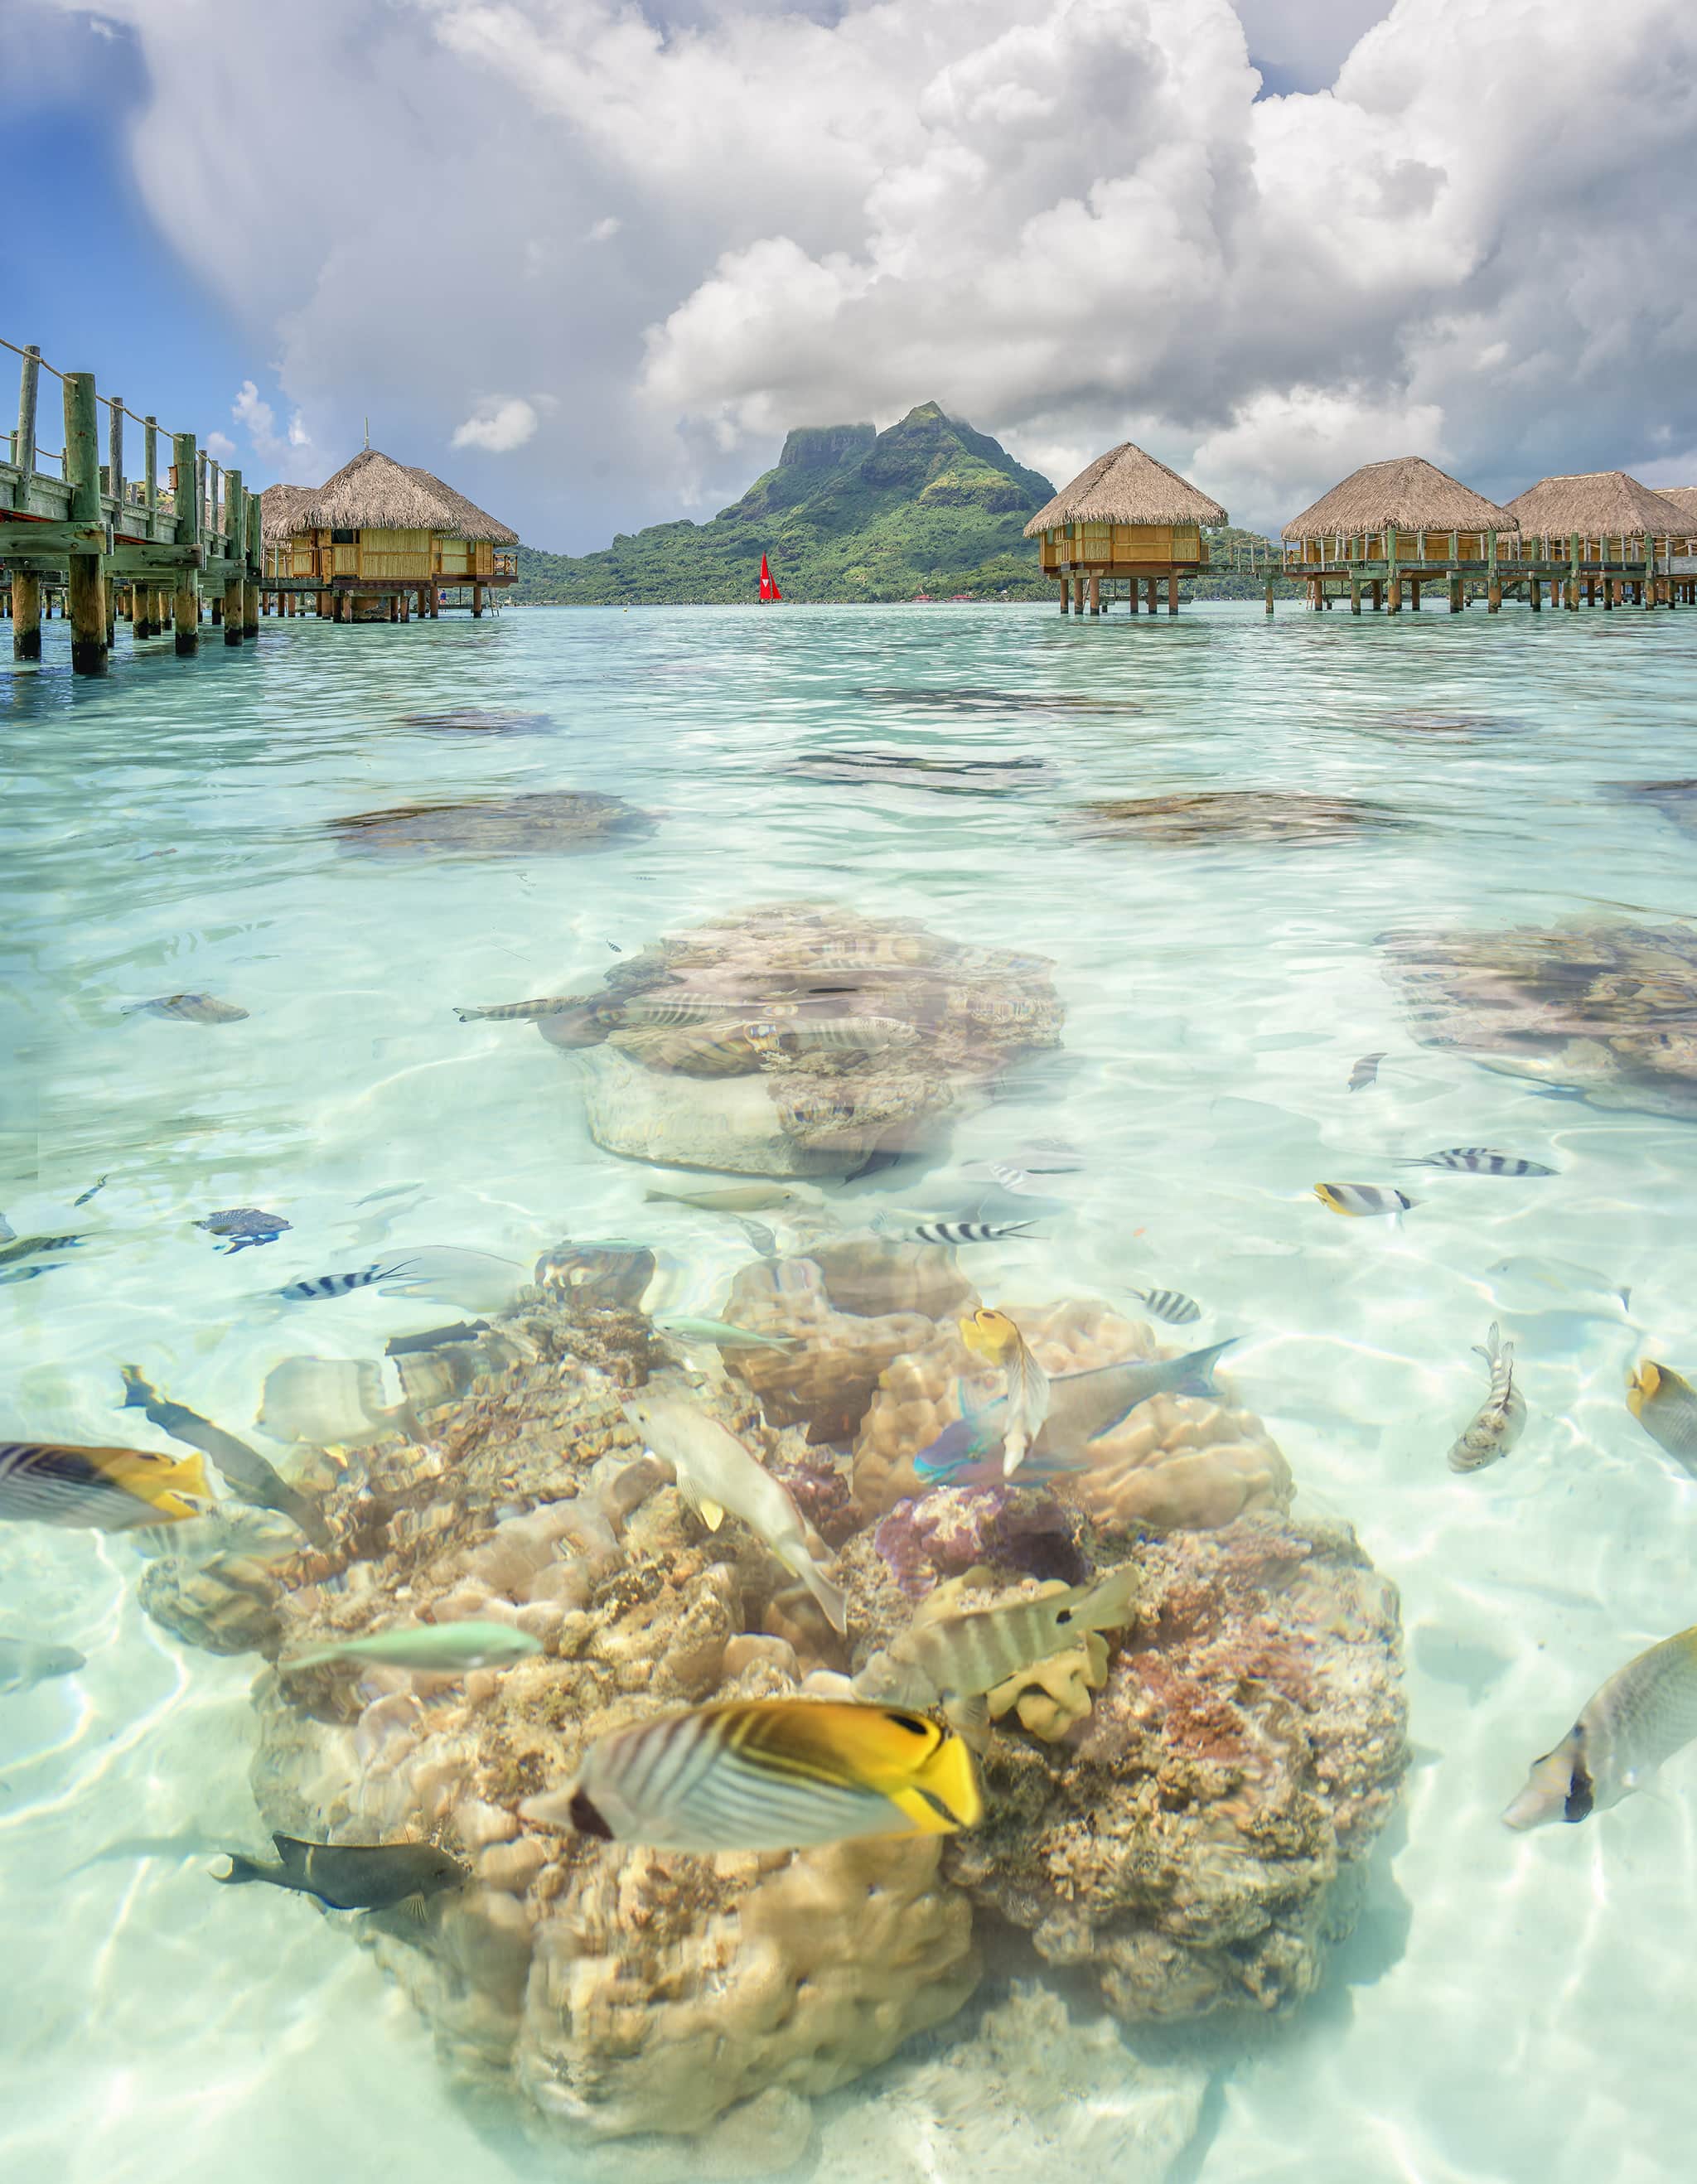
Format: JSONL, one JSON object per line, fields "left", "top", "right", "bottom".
{"left": 515, "top": 402, "right": 1058, "bottom": 605}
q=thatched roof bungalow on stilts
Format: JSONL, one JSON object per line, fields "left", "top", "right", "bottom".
{"left": 1024, "top": 442, "right": 1227, "bottom": 616}
{"left": 259, "top": 449, "right": 519, "bottom": 623}
{"left": 1501, "top": 471, "right": 1693, "bottom": 609}
{"left": 1281, "top": 457, "right": 1516, "bottom": 615}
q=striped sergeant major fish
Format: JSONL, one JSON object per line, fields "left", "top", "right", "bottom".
{"left": 853, "top": 1564, "right": 1140, "bottom": 1745}
{"left": 273, "top": 1249, "right": 526, "bottom": 1312}
{"left": 0, "top": 1440, "right": 210, "bottom": 1530}
{"left": 1402, "top": 1148, "right": 1556, "bottom": 1177}
{"left": 1129, "top": 1287, "right": 1202, "bottom": 1326}
{"left": 1348, "top": 1051, "right": 1385, "bottom": 1092}
{"left": 520, "top": 1698, "right": 982, "bottom": 1852}
{"left": 1313, "top": 1182, "right": 1417, "bottom": 1218}
{"left": 1448, "top": 1324, "right": 1526, "bottom": 1473}
{"left": 870, "top": 1216, "right": 1042, "bottom": 1247}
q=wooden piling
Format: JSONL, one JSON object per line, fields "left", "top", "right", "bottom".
{"left": 472, "top": 582, "right": 484, "bottom": 618}
{"left": 244, "top": 499, "right": 260, "bottom": 634}
{"left": 1264, "top": 577, "right": 1274, "bottom": 615}
{"left": 172, "top": 430, "right": 201, "bottom": 653}
{"left": 1530, "top": 577, "right": 1540, "bottom": 612}
{"left": 62, "top": 370, "right": 109, "bottom": 675}
{"left": 1086, "top": 571, "right": 1100, "bottom": 616}
{"left": 1351, "top": 577, "right": 1362, "bottom": 614}
{"left": 1448, "top": 575, "right": 1463, "bottom": 613}
{"left": 14, "top": 343, "right": 40, "bottom": 481}
{"left": 1167, "top": 572, "right": 1177, "bottom": 616}
{"left": 1371, "top": 578, "right": 1383, "bottom": 611}
{"left": 12, "top": 569, "right": 41, "bottom": 660}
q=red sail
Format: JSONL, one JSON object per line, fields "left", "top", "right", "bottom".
{"left": 758, "top": 552, "right": 782, "bottom": 603}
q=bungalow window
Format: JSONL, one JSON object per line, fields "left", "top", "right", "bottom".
{"left": 331, "top": 527, "right": 358, "bottom": 545}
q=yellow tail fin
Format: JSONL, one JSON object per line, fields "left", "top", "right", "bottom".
{"left": 885, "top": 1727, "right": 982, "bottom": 1834}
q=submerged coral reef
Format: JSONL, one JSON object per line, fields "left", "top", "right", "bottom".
{"left": 525, "top": 902, "right": 1065, "bottom": 1175}
{"left": 137, "top": 1245, "right": 1402, "bottom": 2172}
{"left": 1065, "top": 791, "right": 1407, "bottom": 846}
{"left": 1383, "top": 919, "right": 1697, "bottom": 1118}
{"left": 326, "top": 789, "right": 650, "bottom": 858}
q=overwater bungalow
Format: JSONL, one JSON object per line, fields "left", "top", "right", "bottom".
{"left": 1281, "top": 457, "right": 1516, "bottom": 613}
{"left": 1501, "top": 471, "right": 1693, "bottom": 607}
{"left": 259, "top": 449, "right": 519, "bottom": 621}
{"left": 1025, "top": 442, "right": 1227, "bottom": 615}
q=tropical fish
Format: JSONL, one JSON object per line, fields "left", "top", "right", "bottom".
{"left": 915, "top": 1336, "right": 1238, "bottom": 1479}
{"left": 196, "top": 1207, "right": 293, "bottom": 1254}
{"left": 119, "top": 1365, "right": 331, "bottom": 1548}
{"left": 655, "top": 1316, "right": 800, "bottom": 1353}
{"left": 622, "top": 1385, "right": 846, "bottom": 1631}
{"left": 255, "top": 1356, "right": 411, "bottom": 1450}
{"left": 1130, "top": 1287, "right": 1202, "bottom": 1326}
{"left": 959, "top": 1308, "right": 1050, "bottom": 1478}
{"left": 910, "top": 1442, "right": 1093, "bottom": 1491}
{"left": 1489, "top": 1255, "right": 1630, "bottom": 1309}
{"left": 71, "top": 1177, "right": 109, "bottom": 1208}
{"left": 871, "top": 1217, "right": 1041, "bottom": 1247}
{"left": 519, "top": 1698, "right": 981, "bottom": 1852}
{"left": 1448, "top": 1324, "right": 1526, "bottom": 1472}
{"left": 0, "top": 1234, "right": 82, "bottom": 1268}
{"left": 1402, "top": 1148, "right": 1555, "bottom": 1177}
{"left": 853, "top": 1563, "right": 1141, "bottom": 1737}
{"left": 730, "top": 1216, "right": 780, "bottom": 1259}
{"left": 126, "top": 993, "right": 249, "bottom": 1023}
{"left": 775, "top": 1016, "right": 920, "bottom": 1053}
{"left": 281, "top": 1621, "right": 542, "bottom": 1674}
{"left": 384, "top": 1319, "right": 491, "bottom": 1355}
{"left": 1504, "top": 1625, "right": 1697, "bottom": 1829}
{"left": 1348, "top": 1052, "right": 1385, "bottom": 1092}
{"left": 643, "top": 1184, "right": 807, "bottom": 1213}
{"left": 452, "top": 995, "right": 595, "bottom": 1023}
{"left": 0, "top": 1440, "right": 209, "bottom": 1529}
{"left": 961, "top": 1142, "right": 1083, "bottom": 1182}
{"left": 1627, "top": 1362, "right": 1697, "bottom": 1476}
{"left": 211, "top": 1832, "right": 467, "bottom": 1912}
{"left": 0, "top": 1636, "right": 87, "bottom": 1695}
{"left": 1313, "top": 1183, "right": 1416, "bottom": 1218}
{"left": 274, "top": 1248, "right": 526, "bottom": 1312}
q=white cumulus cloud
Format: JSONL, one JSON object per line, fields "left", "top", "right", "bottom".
{"left": 451, "top": 397, "right": 540, "bottom": 453}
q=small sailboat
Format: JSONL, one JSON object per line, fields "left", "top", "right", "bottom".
{"left": 757, "top": 552, "right": 783, "bottom": 604}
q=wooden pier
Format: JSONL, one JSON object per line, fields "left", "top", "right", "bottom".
{"left": 1, "top": 336, "right": 262, "bottom": 673}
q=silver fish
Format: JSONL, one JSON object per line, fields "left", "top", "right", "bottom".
{"left": 871, "top": 1217, "right": 1040, "bottom": 1246}
{"left": 655, "top": 1316, "right": 800, "bottom": 1353}
{"left": 1313, "top": 1182, "right": 1416, "bottom": 1217}
{"left": 644, "top": 1184, "right": 806, "bottom": 1213}
{"left": 1404, "top": 1148, "right": 1556, "bottom": 1177}
{"left": 1130, "top": 1287, "right": 1202, "bottom": 1326}
{"left": 282, "top": 1621, "right": 541, "bottom": 1674}
{"left": 854, "top": 1564, "right": 1141, "bottom": 1738}
{"left": 126, "top": 993, "right": 249, "bottom": 1024}
{"left": 622, "top": 1384, "right": 845, "bottom": 1631}
{"left": 1448, "top": 1324, "right": 1525, "bottom": 1472}
{"left": 71, "top": 1178, "right": 109, "bottom": 1208}
{"left": 0, "top": 1636, "right": 86, "bottom": 1696}
{"left": 119, "top": 1365, "right": 331, "bottom": 1548}
{"left": 1504, "top": 1625, "right": 1697, "bottom": 1829}
{"left": 730, "top": 1217, "right": 780, "bottom": 1259}
{"left": 1348, "top": 1052, "right": 1385, "bottom": 1092}
{"left": 453, "top": 995, "right": 594, "bottom": 1024}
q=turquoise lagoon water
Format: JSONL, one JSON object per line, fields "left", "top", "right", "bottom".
{"left": 5, "top": 597, "right": 1697, "bottom": 2182}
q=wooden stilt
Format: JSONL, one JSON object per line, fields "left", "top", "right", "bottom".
{"left": 172, "top": 430, "right": 201, "bottom": 652}
{"left": 12, "top": 570, "right": 41, "bottom": 660}
{"left": 1351, "top": 577, "right": 1362, "bottom": 614}
{"left": 1487, "top": 577, "right": 1501, "bottom": 614}
{"left": 1371, "top": 579, "right": 1382, "bottom": 611}
{"left": 224, "top": 577, "right": 244, "bottom": 641}
{"left": 1086, "top": 571, "right": 1100, "bottom": 616}
{"left": 1167, "top": 572, "right": 1177, "bottom": 616}
{"left": 1449, "top": 575, "right": 1463, "bottom": 613}
{"left": 1128, "top": 580, "right": 1139, "bottom": 614}
{"left": 1264, "top": 577, "right": 1274, "bottom": 616}
{"left": 61, "top": 372, "right": 109, "bottom": 675}
{"left": 429, "top": 584, "right": 439, "bottom": 620}
{"left": 244, "top": 501, "right": 261, "bottom": 635}
{"left": 471, "top": 582, "right": 484, "bottom": 618}
{"left": 1388, "top": 576, "right": 1403, "bottom": 614}
{"left": 1530, "top": 577, "right": 1541, "bottom": 612}
{"left": 1411, "top": 577, "right": 1422, "bottom": 611}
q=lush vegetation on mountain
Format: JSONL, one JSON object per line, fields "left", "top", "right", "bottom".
{"left": 514, "top": 403, "right": 1058, "bottom": 604}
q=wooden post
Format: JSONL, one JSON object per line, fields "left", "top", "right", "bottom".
{"left": 14, "top": 343, "right": 41, "bottom": 481}
{"left": 1086, "top": 571, "right": 1100, "bottom": 616}
{"left": 1371, "top": 578, "right": 1382, "bottom": 611}
{"left": 1448, "top": 575, "right": 1463, "bottom": 613}
{"left": 1167, "top": 571, "right": 1177, "bottom": 616}
{"left": 1386, "top": 527, "right": 1400, "bottom": 613}
{"left": 1350, "top": 577, "right": 1361, "bottom": 614}
{"left": 1410, "top": 577, "right": 1422, "bottom": 611}
{"left": 172, "top": 431, "right": 201, "bottom": 652}
{"left": 1128, "top": 577, "right": 1139, "bottom": 614}
{"left": 143, "top": 415, "right": 157, "bottom": 519}
{"left": 429, "top": 583, "right": 439, "bottom": 619}
{"left": 1530, "top": 576, "right": 1540, "bottom": 612}
{"left": 63, "top": 371, "right": 109, "bottom": 675}
{"left": 1264, "top": 576, "right": 1274, "bottom": 615}
{"left": 1566, "top": 533, "right": 1579, "bottom": 611}
{"left": 471, "top": 582, "right": 484, "bottom": 618}
{"left": 244, "top": 499, "right": 261, "bottom": 634}
{"left": 12, "top": 570, "right": 41, "bottom": 660}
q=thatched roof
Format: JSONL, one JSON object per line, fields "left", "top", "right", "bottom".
{"left": 293, "top": 448, "right": 519, "bottom": 543}
{"left": 259, "top": 482, "right": 313, "bottom": 548}
{"left": 1283, "top": 457, "right": 1511, "bottom": 541}
{"left": 1504, "top": 471, "right": 1688, "bottom": 539}
{"left": 1024, "top": 442, "right": 1227, "bottom": 534}
{"left": 1658, "top": 485, "right": 1697, "bottom": 528}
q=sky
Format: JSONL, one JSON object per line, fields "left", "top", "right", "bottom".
{"left": 3, "top": 0, "right": 1694, "bottom": 552}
